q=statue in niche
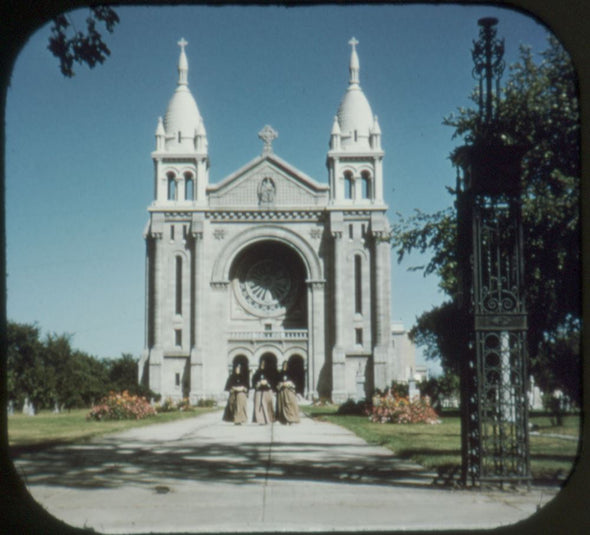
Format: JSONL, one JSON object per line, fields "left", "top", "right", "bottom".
{"left": 258, "top": 177, "right": 276, "bottom": 205}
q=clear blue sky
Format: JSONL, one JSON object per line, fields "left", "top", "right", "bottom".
{"left": 6, "top": 4, "right": 554, "bottom": 372}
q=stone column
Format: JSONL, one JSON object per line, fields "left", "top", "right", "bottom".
{"left": 148, "top": 230, "right": 164, "bottom": 394}
{"left": 372, "top": 228, "right": 392, "bottom": 390}
{"left": 331, "top": 225, "right": 346, "bottom": 403}
{"left": 189, "top": 224, "right": 204, "bottom": 403}
{"left": 138, "top": 237, "right": 152, "bottom": 384}
{"left": 307, "top": 280, "right": 326, "bottom": 399}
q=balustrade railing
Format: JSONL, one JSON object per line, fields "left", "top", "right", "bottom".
{"left": 227, "top": 329, "right": 308, "bottom": 342}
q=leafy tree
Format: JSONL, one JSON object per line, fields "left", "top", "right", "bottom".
{"left": 48, "top": 6, "right": 119, "bottom": 77}
{"left": 6, "top": 321, "right": 112, "bottom": 410}
{"left": 107, "top": 354, "right": 139, "bottom": 393}
{"left": 106, "top": 353, "right": 159, "bottom": 400}
{"left": 419, "top": 371, "right": 460, "bottom": 411}
{"left": 391, "top": 36, "right": 580, "bottom": 403}
{"left": 60, "top": 350, "right": 110, "bottom": 409}
{"left": 6, "top": 322, "right": 44, "bottom": 410}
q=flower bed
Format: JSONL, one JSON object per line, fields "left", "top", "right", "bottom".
{"left": 368, "top": 393, "right": 440, "bottom": 424}
{"left": 87, "top": 391, "right": 157, "bottom": 421}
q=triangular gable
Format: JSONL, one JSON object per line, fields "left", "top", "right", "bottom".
{"left": 208, "top": 154, "right": 329, "bottom": 209}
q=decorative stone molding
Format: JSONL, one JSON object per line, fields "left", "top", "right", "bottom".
{"left": 191, "top": 231, "right": 203, "bottom": 240}
{"left": 309, "top": 228, "right": 323, "bottom": 240}
{"left": 331, "top": 230, "right": 343, "bottom": 240}
{"left": 211, "top": 224, "right": 324, "bottom": 282}
{"left": 213, "top": 228, "right": 226, "bottom": 240}
{"left": 163, "top": 211, "right": 193, "bottom": 219}
{"left": 210, "top": 281, "right": 229, "bottom": 290}
{"left": 306, "top": 280, "right": 326, "bottom": 290}
{"left": 342, "top": 210, "right": 374, "bottom": 217}
{"left": 207, "top": 210, "right": 324, "bottom": 222}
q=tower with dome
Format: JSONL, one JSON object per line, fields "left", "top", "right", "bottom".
{"left": 140, "top": 38, "right": 408, "bottom": 403}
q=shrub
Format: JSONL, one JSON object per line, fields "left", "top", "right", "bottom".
{"left": 157, "top": 397, "right": 177, "bottom": 413}
{"left": 176, "top": 397, "right": 193, "bottom": 411}
{"left": 368, "top": 392, "right": 440, "bottom": 424}
{"left": 196, "top": 398, "right": 217, "bottom": 408}
{"left": 157, "top": 397, "right": 196, "bottom": 413}
{"left": 389, "top": 381, "right": 409, "bottom": 399}
{"left": 337, "top": 399, "right": 369, "bottom": 415}
{"left": 87, "top": 391, "right": 157, "bottom": 421}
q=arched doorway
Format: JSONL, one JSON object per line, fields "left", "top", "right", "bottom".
{"left": 288, "top": 354, "right": 305, "bottom": 395}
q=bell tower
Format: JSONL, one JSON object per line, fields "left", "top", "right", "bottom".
{"left": 140, "top": 39, "right": 209, "bottom": 398}
{"left": 151, "top": 38, "right": 209, "bottom": 206}
{"left": 327, "top": 37, "right": 384, "bottom": 206}
{"left": 327, "top": 39, "right": 393, "bottom": 402}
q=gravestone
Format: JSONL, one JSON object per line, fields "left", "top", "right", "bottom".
{"left": 408, "top": 379, "right": 419, "bottom": 400}
{"left": 22, "top": 397, "right": 35, "bottom": 416}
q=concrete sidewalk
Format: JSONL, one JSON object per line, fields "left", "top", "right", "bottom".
{"left": 12, "top": 409, "right": 559, "bottom": 533}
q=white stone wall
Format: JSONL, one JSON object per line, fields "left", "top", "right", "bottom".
{"left": 144, "top": 158, "right": 395, "bottom": 402}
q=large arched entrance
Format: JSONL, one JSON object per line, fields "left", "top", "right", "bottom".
{"left": 220, "top": 233, "right": 326, "bottom": 398}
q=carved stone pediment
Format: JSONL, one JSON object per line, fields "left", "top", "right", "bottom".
{"left": 208, "top": 154, "right": 329, "bottom": 209}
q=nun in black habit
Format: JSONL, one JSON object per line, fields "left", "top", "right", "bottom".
{"left": 276, "top": 361, "right": 300, "bottom": 424}
{"left": 222, "top": 363, "right": 249, "bottom": 424}
{"left": 252, "top": 359, "right": 276, "bottom": 424}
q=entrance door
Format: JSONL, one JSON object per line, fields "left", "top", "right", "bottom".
{"left": 288, "top": 354, "right": 305, "bottom": 395}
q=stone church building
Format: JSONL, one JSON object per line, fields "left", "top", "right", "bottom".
{"left": 139, "top": 38, "right": 413, "bottom": 403}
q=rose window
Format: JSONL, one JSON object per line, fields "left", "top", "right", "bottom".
{"left": 240, "top": 258, "right": 292, "bottom": 312}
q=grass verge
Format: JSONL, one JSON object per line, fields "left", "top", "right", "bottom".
{"left": 303, "top": 405, "right": 580, "bottom": 485}
{"left": 8, "top": 407, "right": 219, "bottom": 449}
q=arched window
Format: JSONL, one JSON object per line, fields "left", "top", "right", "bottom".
{"left": 344, "top": 171, "right": 353, "bottom": 200}
{"left": 184, "top": 173, "right": 194, "bottom": 201}
{"left": 354, "top": 254, "right": 362, "bottom": 314}
{"left": 167, "top": 173, "right": 177, "bottom": 201}
{"left": 175, "top": 256, "right": 182, "bottom": 315}
{"left": 361, "top": 171, "right": 371, "bottom": 199}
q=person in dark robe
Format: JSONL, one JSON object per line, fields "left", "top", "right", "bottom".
{"left": 252, "top": 359, "right": 276, "bottom": 424}
{"left": 276, "top": 361, "right": 300, "bottom": 424}
{"left": 223, "top": 363, "right": 249, "bottom": 424}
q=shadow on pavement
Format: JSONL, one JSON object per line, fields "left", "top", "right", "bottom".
{"left": 11, "top": 429, "right": 437, "bottom": 491}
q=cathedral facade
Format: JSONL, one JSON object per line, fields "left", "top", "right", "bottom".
{"left": 139, "top": 38, "right": 406, "bottom": 403}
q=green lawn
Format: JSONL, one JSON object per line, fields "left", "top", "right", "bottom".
{"left": 8, "top": 407, "right": 219, "bottom": 449}
{"left": 303, "top": 405, "right": 580, "bottom": 485}
{"left": 9, "top": 405, "right": 580, "bottom": 486}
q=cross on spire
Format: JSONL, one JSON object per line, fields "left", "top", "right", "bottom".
{"left": 348, "top": 37, "right": 360, "bottom": 86}
{"left": 258, "top": 125, "right": 278, "bottom": 155}
{"left": 177, "top": 38, "right": 189, "bottom": 86}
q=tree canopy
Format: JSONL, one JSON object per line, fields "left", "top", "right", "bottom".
{"left": 48, "top": 6, "right": 119, "bottom": 77}
{"left": 391, "top": 36, "right": 581, "bottom": 404}
{"left": 6, "top": 321, "right": 152, "bottom": 412}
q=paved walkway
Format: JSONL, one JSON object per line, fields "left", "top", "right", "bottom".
{"left": 12, "top": 409, "right": 559, "bottom": 533}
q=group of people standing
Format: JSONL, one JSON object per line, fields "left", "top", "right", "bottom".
{"left": 223, "top": 359, "right": 300, "bottom": 425}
